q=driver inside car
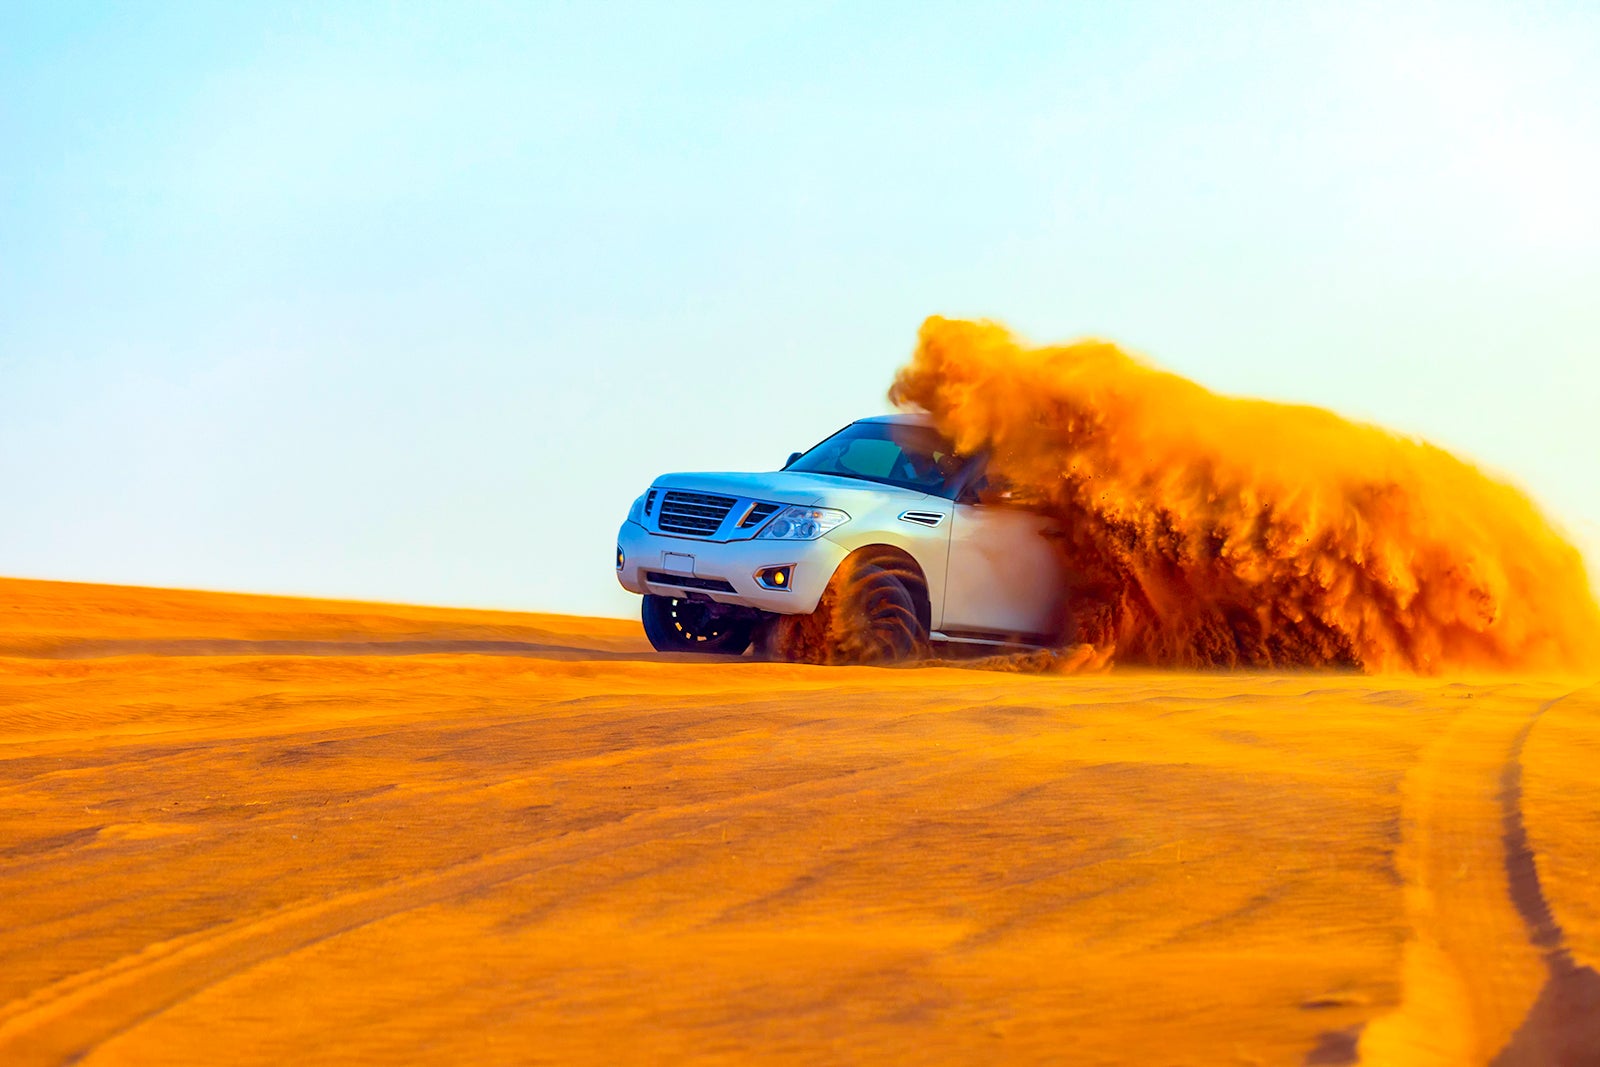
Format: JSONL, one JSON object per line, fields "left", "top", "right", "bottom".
{"left": 894, "top": 446, "right": 960, "bottom": 490}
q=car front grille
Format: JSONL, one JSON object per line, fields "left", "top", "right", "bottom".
{"left": 738, "top": 502, "right": 781, "bottom": 529}
{"left": 657, "top": 491, "right": 737, "bottom": 536}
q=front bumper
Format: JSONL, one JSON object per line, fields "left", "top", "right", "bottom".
{"left": 615, "top": 521, "right": 845, "bottom": 615}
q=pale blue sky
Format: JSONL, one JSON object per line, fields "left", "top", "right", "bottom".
{"left": 3, "top": 1, "right": 1597, "bottom": 618}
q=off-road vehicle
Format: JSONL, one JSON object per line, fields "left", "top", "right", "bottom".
{"left": 615, "top": 414, "right": 1064, "bottom": 662}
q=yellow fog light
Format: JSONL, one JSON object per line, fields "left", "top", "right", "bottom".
{"left": 756, "top": 565, "right": 794, "bottom": 590}
{"left": 616, "top": 546, "right": 625, "bottom": 570}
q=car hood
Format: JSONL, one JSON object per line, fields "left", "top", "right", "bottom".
{"left": 652, "top": 470, "right": 939, "bottom": 510}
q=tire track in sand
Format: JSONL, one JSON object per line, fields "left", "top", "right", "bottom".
{"left": 0, "top": 758, "right": 901, "bottom": 1066}
{"left": 1355, "top": 687, "right": 1600, "bottom": 1067}
{"left": 1489, "top": 690, "right": 1600, "bottom": 1066}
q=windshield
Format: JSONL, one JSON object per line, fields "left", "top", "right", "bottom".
{"left": 787, "top": 421, "right": 969, "bottom": 497}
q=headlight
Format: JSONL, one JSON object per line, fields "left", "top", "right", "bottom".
{"left": 626, "top": 492, "right": 647, "bottom": 524}
{"left": 756, "top": 506, "right": 849, "bottom": 540}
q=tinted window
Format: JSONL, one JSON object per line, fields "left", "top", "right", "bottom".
{"left": 788, "top": 421, "right": 969, "bottom": 496}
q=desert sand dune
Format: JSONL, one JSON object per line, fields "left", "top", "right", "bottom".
{"left": 0, "top": 577, "right": 1596, "bottom": 1065}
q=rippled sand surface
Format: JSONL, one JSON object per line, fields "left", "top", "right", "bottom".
{"left": 1, "top": 578, "right": 1596, "bottom": 1065}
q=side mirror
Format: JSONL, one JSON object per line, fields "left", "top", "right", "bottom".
{"left": 784, "top": 451, "right": 803, "bottom": 469}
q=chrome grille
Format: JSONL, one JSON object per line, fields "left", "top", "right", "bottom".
{"left": 657, "top": 491, "right": 737, "bottom": 536}
{"left": 738, "top": 502, "right": 781, "bottom": 529}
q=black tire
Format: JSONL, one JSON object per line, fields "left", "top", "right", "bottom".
{"left": 838, "top": 563, "right": 926, "bottom": 663}
{"left": 761, "top": 561, "right": 927, "bottom": 665}
{"left": 641, "top": 594, "right": 753, "bottom": 655}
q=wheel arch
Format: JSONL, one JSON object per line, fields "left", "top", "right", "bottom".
{"left": 833, "top": 544, "right": 932, "bottom": 637}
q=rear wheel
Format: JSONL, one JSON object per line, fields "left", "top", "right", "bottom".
{"left": 761, "top": 561, "right": 927, "bottom": 665}
{"left": 641, "top": 594, "right": 753, "bottom": 655}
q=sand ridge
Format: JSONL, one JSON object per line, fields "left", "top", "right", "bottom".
{"left": 0, "top": 577, "right": 1596, "bottom": 1065}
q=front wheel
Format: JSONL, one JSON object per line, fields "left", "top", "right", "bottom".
{"left": 641, "top": 595, "right": 753, "bottom": 655}
{"left": 760, "top": 561, "right": 927, "bottom": 665}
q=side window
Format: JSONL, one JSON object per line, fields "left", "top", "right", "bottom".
{"left": 983, "top": 470, "right": 1017, "bottom": 501}
{"left": 962, "top": 462, "right": 1020, "bottom": 505}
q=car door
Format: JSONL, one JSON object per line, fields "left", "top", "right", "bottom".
{"left": 939, "top": 486, "right": 1067, "bottom": 643}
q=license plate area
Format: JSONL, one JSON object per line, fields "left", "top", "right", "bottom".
{"left": 661, "top": 552, "right": 696, "bottom": 575}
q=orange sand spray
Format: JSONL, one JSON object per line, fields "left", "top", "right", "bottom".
{"left": 891, "top": 317, "right": 1600, "bottom": 672}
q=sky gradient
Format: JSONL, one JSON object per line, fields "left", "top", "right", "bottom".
{"left": 3, "top": 1, "right": 1597, "bottom": 618}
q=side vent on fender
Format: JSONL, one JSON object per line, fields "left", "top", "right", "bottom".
{"left": 898, "top": 510, "right": 946, "bottom": 528}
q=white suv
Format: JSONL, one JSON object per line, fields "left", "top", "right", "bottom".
{"left": 616, "top": 414, "right": 1067, "bottom": 662}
